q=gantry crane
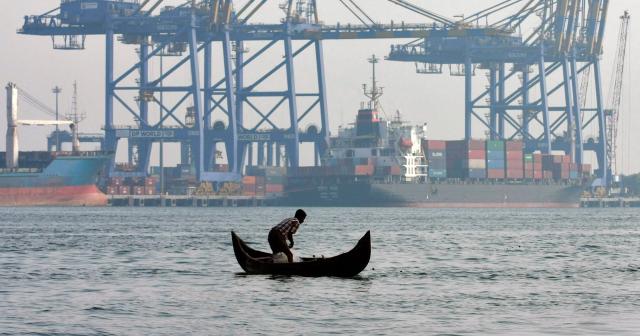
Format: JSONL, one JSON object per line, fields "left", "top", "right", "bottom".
{"left": 387, "top": 0, "right": 613, "bottom": 185}
{"left": 17, "top": 0, "right": 615, "bottom": 185}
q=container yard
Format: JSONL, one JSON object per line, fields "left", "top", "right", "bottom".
{"left": 2, "top": 1, "right": 637, "bottom": 207}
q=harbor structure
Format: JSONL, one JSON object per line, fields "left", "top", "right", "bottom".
{"left": 16, "top": 0, "right": 616, "bottom": 188}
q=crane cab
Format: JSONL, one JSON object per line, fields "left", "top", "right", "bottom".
{"left": 60, "top": 0, "right": 140, "bottom": 25}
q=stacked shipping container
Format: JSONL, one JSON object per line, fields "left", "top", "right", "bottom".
{"left": 505, "top": 141, "right": 524, "bottom": 179}
{"left": 423, "top": 139, "right": 593, "bottom": 182}
{"left": 242, "top": 175, "right": 265, "bottom": 197}
{"left": 244, "top": 166, "right": 286, "bottom": 196}
{"left": 524, "top": 154, "right": 534, "bottom": 179}
{"left": 445, "top": 140, "right": 486, "bottom": 179}
{"left": 422, "top": 140, "right": 447, "bottom": 178}
{"left": 107, "top": 176, "right": 157, "bottom": 195}
{"left": 486, "top": 140, "right": 506, "bottom": 179}
{"left": 533, "top": 153, "right": 543, "bottom": 180}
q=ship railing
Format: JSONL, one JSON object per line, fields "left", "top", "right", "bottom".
{"left": 51, "top": 151, "right": 113, "bottom": 158}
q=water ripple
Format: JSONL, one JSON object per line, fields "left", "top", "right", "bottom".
{"left": 1, "top": 207, "right": 639, "bottom": 335}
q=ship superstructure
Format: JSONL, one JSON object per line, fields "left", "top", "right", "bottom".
{"left": 323, "top": 55, "right": 428, "bottom": 182}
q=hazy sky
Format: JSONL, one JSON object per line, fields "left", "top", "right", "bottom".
{"left": 1, "top": 1, "right": 638, "bottom": 174}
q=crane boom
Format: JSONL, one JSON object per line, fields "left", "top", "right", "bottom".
{"left": 606, "top": 10, "right": 630, "bottom": 176}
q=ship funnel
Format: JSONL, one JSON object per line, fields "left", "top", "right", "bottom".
{"left": 6, "top": 83, "right": 19, "bottom": 169}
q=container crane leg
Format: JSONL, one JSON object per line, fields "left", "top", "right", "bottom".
{"left": 593, "top": 59, "right": 608, "bottom": 185}
{"left": 221, "top": 30, "right": 239, "bottom": 175}
{"left": 561, "top": 57, "right": 576, "bottom": 162}
{"left": 284, "top": 35, "right": 300, "bottom": 168}
{"left": 138, "top": 40, "right": 152, "bottom": 173}
{"left": 522, "top": 67, "right": 532, "bottom": 148}
{"left": 498, "top": 63, "right": 506, "bottom": 139}
{"left": 537, "top": 55, "right": 552, "bottom": 153}
{"left": 569, "top": 57, "right": 584, "bottom": 165}
{"left": 489, "top": 66, "right": 498, "bottom": 140}
{"left": 188, "top": 13, "right": 205, "bottom": 180}
{"left": 235, "top": 40, "right": 248, "bottom": 171}
{"left": 464, "top": 57, "right": 472, "bottom": 140}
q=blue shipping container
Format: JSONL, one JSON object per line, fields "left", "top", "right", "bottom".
{"left": 487, "top": 159, "right": 505, "bottom": 169}
{"left": 468, "top": 169, "right": 487, "bottom": 179}
{"left": 487, "top": 151, "right": 505, "bottom": 160}
{"left": 429, "top": 169, "right": 447, "bottom": 178}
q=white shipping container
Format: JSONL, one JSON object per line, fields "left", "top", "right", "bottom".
{"left": 466, "top": 159, "right": 487, "bottom": 169}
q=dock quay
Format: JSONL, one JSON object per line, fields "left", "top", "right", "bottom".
{"left": 580, "top": 197, "right": 640, "bottom": 208}
{"left": 107, "top": 195, "right": 280, "bottom": 207}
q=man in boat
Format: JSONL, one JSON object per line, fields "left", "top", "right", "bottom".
{"left": 268, "top": 209, "right": 307, "bottom": 263}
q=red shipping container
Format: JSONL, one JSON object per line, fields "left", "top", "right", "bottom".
{"left": 119, "top": 186, "right": 130, "bottom": 195}
{"left": 111, "top": 177, "right": 124, "bottom": 186}
{"left": 506, "top": 169, "right": 524, "bottom": 179}
{"left": 505, "top": 151, "right": 523, "bottom": 160}
{"left": 469, "top": 140, "right": 486, "bottom": 151}
{"left": 355, "top": 165, "right": 374, "bottom": 176}
{"left": 487, "top": 169, "right": 505, "bottom": 179}
{"left": 266, "top": 184, "right": 284, "bottom": 193}
{"left": 534, "top": 171, "right": 543, "bottom": 180}
{"left": 506, "top": 140, "right": 524, "bottom": 151}
{"left": 145, "top": 177, "right": 157, "bottom": 186}
{"left": 562, "top": 155, "right": 571, "bottom": 164}
{"left": 506, "top": 160, "right": 524, "bottom": 168}
{"left": 242, "top": 176, "right": 257, "bottom": 184}
{"left": 107, "top": 186, "right": 118, "bottom": 195}
{"left": 468, "top": 150, "right": 486, "bottom": 160}
{"left": 422, "top": 140, "right": 446, "bottom": 151}
{"left": 145, "top": 187, "right": 155, "bottom": 195}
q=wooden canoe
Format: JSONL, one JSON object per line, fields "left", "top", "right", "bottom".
{"left": 231, "top": 231, "right": 371, "bottom": 277}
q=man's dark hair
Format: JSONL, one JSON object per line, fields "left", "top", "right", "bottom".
{"left": 295, "top": 209, "right": 307, "bottom": 220}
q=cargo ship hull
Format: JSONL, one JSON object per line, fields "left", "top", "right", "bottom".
{"left": 0, "top": 153, "right": 111, "bottom": 207}
{"left": 285, "top": 181, "right": 583, "bottom": 208}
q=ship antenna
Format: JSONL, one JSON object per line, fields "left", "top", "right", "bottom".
{"left": 66, "top": 81, "right": 87, "bottom": 152}
{"left": 363, "top": 54, "right": 384, "bottom": 110}
{"left": 66, "top": 81, "right": 87, "bottom": 126}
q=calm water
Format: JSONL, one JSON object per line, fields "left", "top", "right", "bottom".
{"left": 1, "top": 207, "right": 639, "bottom": 335}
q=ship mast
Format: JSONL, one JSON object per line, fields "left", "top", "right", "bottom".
{"left": 66, "top": 81, "right": 86, "bottom": 152}
{"left": 362, "top": 55, "right": 384, "bottom": 110}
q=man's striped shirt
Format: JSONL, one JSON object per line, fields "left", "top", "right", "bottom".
{"left": 273, "top": 217, "right": 300, "bottom": 236}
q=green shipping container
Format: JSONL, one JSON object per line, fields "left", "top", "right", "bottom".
{"left": 265, "top": 175, "right": 285, "bottom": 184}
{"left": 486, "top": 140, "right": 505, "bottom": 151}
